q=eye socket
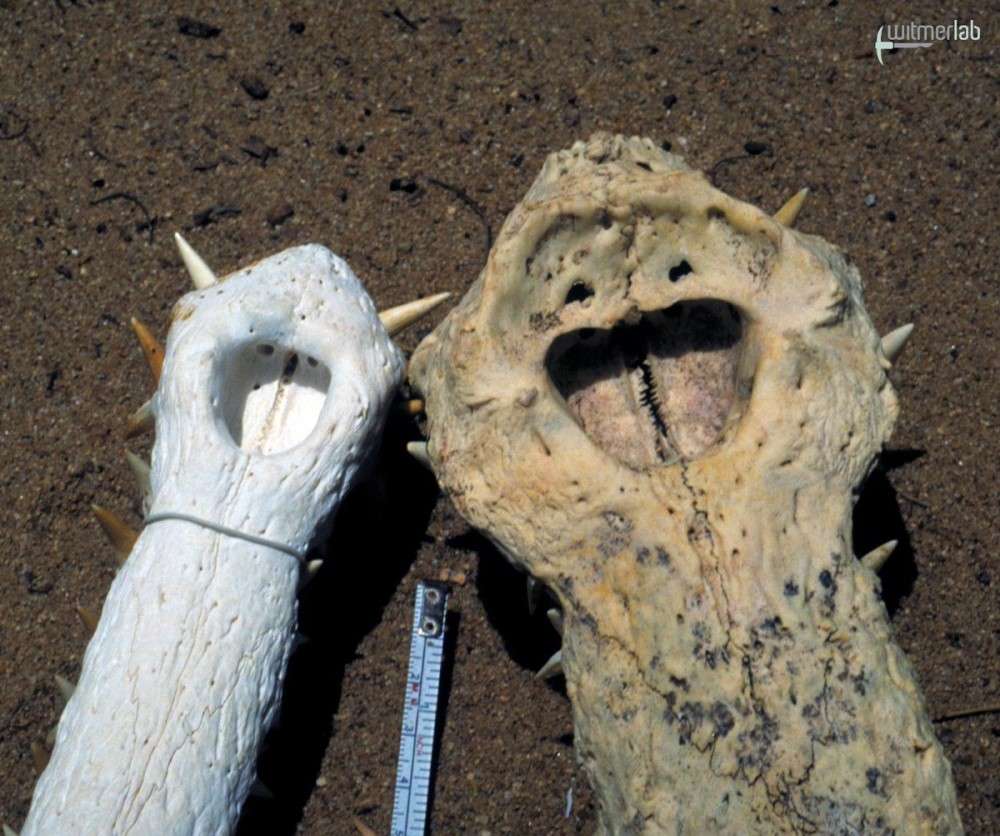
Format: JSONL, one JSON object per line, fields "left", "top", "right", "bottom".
{"left": 217, "top": 340, "right": 331, "bottom": 455}
{"left": 546, "top": 299, "right": 747, "bottom": 469}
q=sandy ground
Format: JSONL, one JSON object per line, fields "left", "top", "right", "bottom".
{"left": 0, "top": 1, "right": 996, "bottom": 833}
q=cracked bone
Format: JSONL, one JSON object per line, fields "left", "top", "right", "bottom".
{"left": 23, "top": 244, "right": 404, "bottom": 835}
{"left": 409, "top": 134, "right": 961, "bottom": 833}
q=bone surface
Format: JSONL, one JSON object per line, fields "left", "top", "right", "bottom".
{"left": 409, "top": 134, "right": 961, "bottom": 834}
{"left": 23, "top": 245, "right": 404, "bottom": 834}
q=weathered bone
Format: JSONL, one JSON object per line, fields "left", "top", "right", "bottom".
{"left": 409, "top": 134, "right": 961, "bottom": 833}
{"left": 23, "top": 245, "right": 404, "bottom": 834}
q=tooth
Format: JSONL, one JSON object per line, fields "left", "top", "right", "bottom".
{"left": 125, "top": 450, "right": 152, "bottom": 501}
{"left": 546, "top": 608, "right": 564, "bottom": 636}
{"left": 174, "top": 232, "right": 217, "bottom": 289}
{"left": 881, "top": 323, "right": 914, "bottom": 364}
{"left": 861, "top": 540, "right": 898, "bottom": 573}
{"left": 129, "top": 317, "right": 164, "bottom": 383}
{"left": 398, "top": 398, "right": 425, "bottom": 416}
{"left": 75, "top": 604, "right": 99, "bottom": 635}
{"left": 536, "top": 649, "right": 563, "bottom": 680}
{"left": 125, "top": 398, "right": 155, "bottom": 438}
{"left": 406, "top": 441, "right": 432, "bottom": 470}
{"left": 91, "top": 505, "right": 138, "bottom": 562}
{"left": 774, "top": 188, "right": 809, "bottom": 226}
{"left": 30, "top": 740, "right": 49, "bottom": 774}
{"left": 54, "top": 674, "right": 76, "bottom": 707}
{"left": 379, "top": 292, "right": 451, "bottom": 336}
{"left": 297, "top": 559, "right": 323, "bottom": 592}
{"left": 526, "top": 576, "right": 541, "bottom": 615}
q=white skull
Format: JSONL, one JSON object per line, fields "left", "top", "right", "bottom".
{"left": 24, "top": 244, "right": 404, "bottom": 834}
{"left": 410, "top": 134, "right": 960, "bottom": 834}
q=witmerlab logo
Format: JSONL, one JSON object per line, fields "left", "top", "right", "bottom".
{"left": 875, "top": 20, "right": 981, "bottom": 65}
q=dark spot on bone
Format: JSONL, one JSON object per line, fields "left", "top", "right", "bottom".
{"left": 564, "top": 281, "right": 594, "bottom": 305}
{"left": 669, "top": 675, "right": 689, "bottom": 692}
{"left": 656, "top": 548, "right": 670, "bottom": 567}
{"left": 668, "top": 259, "right": 693, "bottom": 282}
{"left": 784, "top": 579, "right": 799, "bottom": 596}
{"left": 819, "top": 569, "right": 834, "bottom": 589}
{"left": 635, "top": 547, "right": 650, "bottom": 564}
{"left": 707, "top": 207, "right": 727, "bottom": 221}
{"left": 282, "top": 353, "right": 299, "bottom": 379}
{"left": 712, "top": 702, "right": 735, "bottom": 737}
{"left": 866, "top": 767, "right": 885, "bottom": 795}
{"left": 598, "top": 211, "right": 612, "bottom": 229}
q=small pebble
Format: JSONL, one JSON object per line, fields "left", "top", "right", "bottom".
{"left": 864, "top": 193, "right": 877, "bottom": 207}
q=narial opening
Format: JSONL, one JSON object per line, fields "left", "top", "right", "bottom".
{"left": 218, "top": 340, "right": 331, "bottom": 455}
{"left": 546, "top": 299, "right": 748, "bottom": 469}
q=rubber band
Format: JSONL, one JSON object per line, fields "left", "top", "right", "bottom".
{"left": 145, "top": 511, "right": 306, "bottom": 563}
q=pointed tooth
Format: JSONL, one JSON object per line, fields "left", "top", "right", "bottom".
{"left": 774, "top": 188, "right": 809, "bottom": 227}
{"left": 406, "top": 441, "right": 432, "bottom": 470}
{"left": 526, "top": 575, "right": 541, "bottom": 615}
{"left": 91, "top": 504, "right": 138, "bottom": 562}
{"left": 861, "top": 540, "right": 898, "bottom": 573}
{"left": 30, "top": 740, "right": 49, "bottom": 774}
{"left": 250, "top": 779, "right": 275, "bottom": 800}
{"left": 75, "top": 604, "right": 99, "bottom": 635}
{"left": 379, "top": 292, "right": 451, "bottom": 336}
{"left": 174, "top": 232, "right": 217, "bottom": 289}
{"left": 125, "top": 397, "right": 155, "bottom": 438}
{"left": 546, "top": 608, "right": 564, "bottom": 636}
{"left": 53, "top": 674, "right": 75, "bottom": 708}
{"left": 397, "top": 398, "right": 425, "bottom": 416}
{"left": 129, "top": 317, "right": 164, "bottom": 383}
{"left": 4, "top": 822, "right": 19, "bottom": 836}
{"left": 536, "top": 649, "right": 563, "bottom": 680}
{"left": 881, "top": 323, "right": 914, "bottom": 364}
{"left": 125, "top": 450, "right": 151, "bottom": 500}
{"left": 297, "top": 559, "right": 323, "bottom": 591}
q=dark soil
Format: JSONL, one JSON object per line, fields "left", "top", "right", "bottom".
{"left": 1, "top": 2, "right": 996, "bottom": 834}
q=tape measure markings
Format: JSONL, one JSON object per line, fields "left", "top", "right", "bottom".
{"left": 391, "top": 581, "right": 449, "bottom": 836}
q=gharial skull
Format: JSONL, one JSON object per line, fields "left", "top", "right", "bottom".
{"left": 409, "top": 134, "right": 961, "bottom": 834}
{"left": 21, "top": 239, "right": 445, "bottom": 835}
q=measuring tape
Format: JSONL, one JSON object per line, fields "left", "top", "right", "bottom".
{"left": 391, "top": 581, "right": 449, "bottom": 836}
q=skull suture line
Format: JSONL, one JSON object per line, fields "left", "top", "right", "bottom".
{"left": 409, "top": 135, "right": 961, "bottom": 834}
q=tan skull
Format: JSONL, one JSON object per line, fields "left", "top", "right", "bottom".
{"left": 409, "top": 135, "right": 960, "bottom": 834}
